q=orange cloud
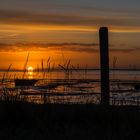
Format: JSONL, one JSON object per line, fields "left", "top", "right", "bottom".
{"left": 0, "top": 43, "right": 139, "bottom": 54}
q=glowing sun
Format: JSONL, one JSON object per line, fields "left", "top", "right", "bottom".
{"left": 27, "top": 66, "right": 34, "bottom": 71}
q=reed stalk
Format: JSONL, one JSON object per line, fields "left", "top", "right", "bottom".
{"left": 1, "top": 64, "right": 12, "bottom": 83}
{"left": 22, "top": 53, "right": 30, "bottom": 79}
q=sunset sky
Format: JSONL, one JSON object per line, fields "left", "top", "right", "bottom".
{"left": 0, "top": 0, "right": 140, "bottom": 69}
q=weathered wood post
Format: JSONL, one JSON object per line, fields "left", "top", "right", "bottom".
{"left": 99, "top": 27, "right": 110, "bottom": 106}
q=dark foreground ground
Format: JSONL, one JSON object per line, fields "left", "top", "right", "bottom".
{"left": 0, "top": 101, "right": 140, "bottom": 140}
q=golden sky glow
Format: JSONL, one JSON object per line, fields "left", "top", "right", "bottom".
{"left": 0, "top": 0, "right": 140, "bottom": 69}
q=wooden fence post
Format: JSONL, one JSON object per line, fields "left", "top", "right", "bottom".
{"left": 99, "top": 27, "right": 110, "bottom": 106}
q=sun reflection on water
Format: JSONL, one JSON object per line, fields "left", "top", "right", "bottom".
{"left": 27, "top": 66, "right": 34, "bottom": 79}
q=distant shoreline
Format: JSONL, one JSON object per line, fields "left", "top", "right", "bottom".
{"left": 0, "top": 68, "right": 140, "bottom": 72}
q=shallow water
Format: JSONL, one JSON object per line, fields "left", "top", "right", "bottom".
{"left": 0, "top": 70, "right": 140, "bottom": 104}
{"left": 0, "top": 69, "right": 140, "bottom": 81}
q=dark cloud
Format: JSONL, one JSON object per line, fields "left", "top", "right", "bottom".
{"left": 0, "top": 42, "right": 139, "bottom": 53}
{"left": 110, "top": 48, "right": 137, "bottom": 53}
{"left": 48, "top": 3, "right": 140, "bottom": 15}
{"left": 0, "top": 9, "right": 139, "bottom": 27}
{"left": 0, "top": 43, "right": 99, "bottom": 53}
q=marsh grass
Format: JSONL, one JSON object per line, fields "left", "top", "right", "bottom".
{"left": 22, "top": 53, "right": 29, "bottom": 79}
{"left": 0, "top": 87, "right": 28, "bottom": 102}
{"left": 1, "top": 64, "right": 12, "bottom": 83}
